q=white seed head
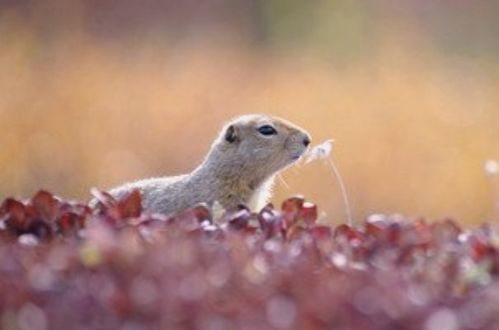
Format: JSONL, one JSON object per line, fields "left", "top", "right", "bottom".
{"left": 305, "top": 139, "right": 335, "bottom": 163}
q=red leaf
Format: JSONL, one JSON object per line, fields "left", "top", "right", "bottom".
{"left": 298, "top": 202, "right": 318, "bottom": 226}
{"left": 191, "top": 204, "right": 211, "bottom": 223}
{"left": 469, "top": 234, "right": 496, "bottom": 261}
{"left": 57, "top": 212, "right": 84, "bottom": 235}
{"left": 117, "top": 189, "right": 143, "bottom": 218}
{"left": 31, "top": 190, "right": 59, "bottom": 222}
{"left": 3, "top": 198, "right": 28, "bottom": 233}
{"left": 281, "top": 196, "right": 304, "bottom": 214}
{"left": 281, "top": 196, "right": 305, "bottom": 228}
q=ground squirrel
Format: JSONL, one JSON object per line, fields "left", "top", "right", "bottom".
{"left": 102, "top": 114, "right": 311, "bottom": 215}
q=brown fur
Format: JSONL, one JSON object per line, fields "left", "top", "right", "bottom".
{"left": 101, "top": 114, "right": 311, "bottom": 215}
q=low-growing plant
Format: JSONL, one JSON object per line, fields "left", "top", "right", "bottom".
{"left": 1, "top": 190, "right": 499, "bottom": 329}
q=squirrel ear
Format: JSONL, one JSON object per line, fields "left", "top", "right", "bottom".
{"left": 224, "top": 125, "right": 239, "bottom": 143}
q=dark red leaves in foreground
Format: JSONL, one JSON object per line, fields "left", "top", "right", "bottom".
{"left": 1, "top": 190, "right": 499, "bottom": 329}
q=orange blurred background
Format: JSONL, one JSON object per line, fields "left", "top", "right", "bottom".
{"left": 1, "top": 0, "right": 498, "bottom": 226}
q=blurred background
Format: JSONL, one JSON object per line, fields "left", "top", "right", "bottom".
{"left": 1, "top": 0, "right": 498, "bottom": 226}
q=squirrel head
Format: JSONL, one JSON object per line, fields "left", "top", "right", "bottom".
{"left": 209, "top": 114, "right": 311, "bottom": 180}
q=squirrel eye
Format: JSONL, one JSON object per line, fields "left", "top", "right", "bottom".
{"left": 257, "top": 125, "right": 277, "bottom": 136}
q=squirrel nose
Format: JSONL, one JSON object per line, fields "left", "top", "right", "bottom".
{"left": 303, "top": 136, "right": 311, "bottom": 147}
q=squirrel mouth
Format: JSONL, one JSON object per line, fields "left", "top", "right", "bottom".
{"left": 289, "top": 145, "right": 308, "bottom": 161}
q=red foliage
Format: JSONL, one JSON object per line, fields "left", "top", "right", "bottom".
{"left": 0, "top": 190, "right": 499, "bottom": 329}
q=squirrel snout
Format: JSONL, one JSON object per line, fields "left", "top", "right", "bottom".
{"left": 303, "top": 136, "right": 311, "bottom": 147}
